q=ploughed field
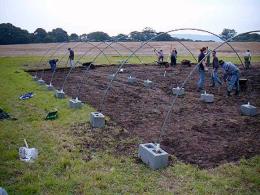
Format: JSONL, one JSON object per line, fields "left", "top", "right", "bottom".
{"left": 32, "top": 63, "right": 260, "bottom": 168}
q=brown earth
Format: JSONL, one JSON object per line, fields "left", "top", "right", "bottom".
{"left": 31, "top": 62, "right": 260, "bottom": 168}
{"left": 1, "top": 41, "right": 260, "bottom": 57}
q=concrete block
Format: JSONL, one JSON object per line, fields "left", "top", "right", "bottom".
{"left": 90, "top": 112, "right": 105, "bottom": 128}
{"left": 144, "top": 79, "right": 153, "bottom": 88}
{"left": 46, "top": 84, "right": 54, "bottom": 91}
{"left": 240, "top": 102, "right": 257, "bottom": 116}
{"left": 32, "top": 75, "right": 38, "bottom": 81}
{"left": 200, "top": 92, "right": 214, "bottom": 103}
{"left": 138, "top": 143, "right": 169, "bottom": 170}
{"left": 172, "top": 87, "right": 185, "bottom": 96}
{"left": 127, "top": 76, "right": 136, "bottom": 84}
{"left": 69, "top": 98, "right": 82, "bottom": 109}
{"left": 37, "top": 79, "right": 45, "bottom": 85}
{"left": 108, "top": 74, "right": 116, "bottom": 80}
{"left": 54, "top": 89, "right": 65, "bottom": 99}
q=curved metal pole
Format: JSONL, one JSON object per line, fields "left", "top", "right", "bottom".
{"left": 114, "top": 42, "right": 144, "bottom": 64}
{"left": 157, "top": 30, "right": 260, "bottom": 144}
{"left": 59, "top": 41, "right": 112, "bottom": 91}
{"left": 168, "top": 28, "right": 244, "bottom": 67}
{"left": 34, "top": 42, "right": 65, "bottom": 77}
{"left": 98, "top": 28, "right": 257, "bottom": 112}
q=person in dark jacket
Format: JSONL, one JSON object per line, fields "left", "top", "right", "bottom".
{"left": 49, "top": 59, "right": 59, "bottom": 72}
{"left": 170, "top": 48, "right": 177, "bottom": 66}
{"left": 219, "top": 60, "right": 240, "bottom": 96}
{"left": 211, "top": 51, "right": 222, "bottom": 87}
{"left": 68, "top": 48, "right": 74, "bottom": 67}
{"left": 197, "top": 47, "right": 208, "bottom": 91}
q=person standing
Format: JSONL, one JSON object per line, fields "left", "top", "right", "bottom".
{"left": 219, "top": 60, "right": 240, "bottom": 96}
{"left": 197, "top": 47, "right": 208, "bottom": 92}
{"left": 170, "top": 48, "right": 177, "bottom": 66}
{"left": 244, "top": 49, "right": 252, "bottom": 69}
{"left": 211, "top": 51, "right": 222, "bottom": 87}
{"left": 48, "top": 59, "right": 59, "bottom": 72}
{"left": 68, "top": 48, "right": 75, "bottom": 67}
{"left": 155, "top": 49, "right": 164, "bottom": 62}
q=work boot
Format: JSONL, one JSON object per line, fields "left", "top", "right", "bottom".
{"left": 227, "top": 91, "right": 231, "bottom": 97}
{"left": 235, "top": 90, "right": 240, "bottom": 96}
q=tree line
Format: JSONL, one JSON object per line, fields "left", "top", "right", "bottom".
{"left": 0, "top": 23, "right": 259, "bottom": 45}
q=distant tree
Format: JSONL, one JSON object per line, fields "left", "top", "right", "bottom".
{"left": 233, "top": 33, "right": 260, "bottom": 42}
{"left": 112, "top": 34, "right": 130, "bottom": 41}
{"left": 33, "top": 28, "right": 47, "bottom": 43}
{"left": 87, "top": 31, "right": 111, "bottom": 41}
{"left": 49, "top": 28, "right": 69, "bottom": 42}
{"left": 80, "top": 33, "right": 88, "bottom": 41}
{"left": 69, "top": 33, "right": 79, "bottom": 41}
{"left": 130, "top": 31, "right": 145, "bottom": 41}
{"left": 154, "top": 32, "right": 173, "bottom": 41}
{"left": 142, "top": 27, "right": 157, "bottom": 40}
{"left": 0, "top": 23, "right": 31, "bottom": 45}
{"left": 220, "top": 28, "right": 237, "bottom": 41}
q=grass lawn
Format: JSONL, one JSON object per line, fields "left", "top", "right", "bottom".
{"left": 0, "top": 56, "right": 259, "bottom": 194}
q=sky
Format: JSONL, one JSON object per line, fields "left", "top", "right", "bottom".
{"left": 0, "top": 0, "right": 260, "bottom": 36}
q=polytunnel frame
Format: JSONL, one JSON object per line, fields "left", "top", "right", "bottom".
{"left": 71, "top": 38, "right": 198, "bottom": 100}
{"left": 34, "top": 42, "right": 67, "bottom": 78}
{"left": 98, "top": 29, "right": 259, "bottom": 147}
{"left": 99, "top": 28, "right": 247, "bottom": 112}
{"left": 157, "top": 30, "right": 260, "bottom": 145}
{"left": 52, "top": 41, "right": 114, "bottom": 91}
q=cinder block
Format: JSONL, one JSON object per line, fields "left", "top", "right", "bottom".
{"left": 172, "top": 87, "right": 185, "bottom": 96}
{"left": 69, "top": 98, "right": 82, "bottom": 109}
{"left": 200, "top": 92, "right": 214, "bottom": 103}
{"left": 32, "top": 75, "right": 38, "bottom": 81}
{"left": 37, "top": 79, "right": 45, "bottom": 85}
{"left": 54, "top": 89, "right": 65, "bottom": 99}
{"left": 240, "top": 103, "right": 257, "bottom": 116}
{"left": 108, "top": 74, "right": 116, "bottom": 80}
{"left": 90, "top": 112, "right": 105, "bottom": 128}
{"left": 144, "top": 79, "right": 153, "bottom": 88}
{"left": 46, "top": 84, "right": 54, "bottom": 91}
{"left": 138, "top": 143, "right": 169, "bottom": 170}
{"left": 128, "top": 76, "right": 136, "bottom": 84}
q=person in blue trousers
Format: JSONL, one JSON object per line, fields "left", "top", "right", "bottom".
{"left": 219, "top": 60, "right": 240, "bottom": 96}
{"left": 211, "top": 51, "right": 222, "bottom": 87}
{"left": 197, "top": 47, "right": 208, "bottom": 92}
{"left": 49, "top": 59, "right": 58, "bottom": 72}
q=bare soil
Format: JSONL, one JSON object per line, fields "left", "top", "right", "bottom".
{"left": 32, "top": 62, "right": 260, "bottom": 168}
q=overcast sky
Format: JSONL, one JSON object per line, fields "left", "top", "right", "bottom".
{"left": 1, "top": 0, "right": 260, "bottom": 36}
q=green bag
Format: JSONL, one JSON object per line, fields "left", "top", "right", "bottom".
{"left": 45, "top": 111, "right": 58, "bottom": 120}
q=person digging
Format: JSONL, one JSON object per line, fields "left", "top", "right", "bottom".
{"left": 219, "top": 60, "right": 240, "bottom": 96}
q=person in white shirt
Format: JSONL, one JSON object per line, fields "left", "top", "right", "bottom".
{"left": 244, "top": 50, "right": 252, "bottom": 69}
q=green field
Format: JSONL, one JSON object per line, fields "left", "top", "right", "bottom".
{"left": 0, "top": 56, "right": 260, "bottom": 194}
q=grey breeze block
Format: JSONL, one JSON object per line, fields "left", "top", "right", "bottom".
{"left": 144, "top": 79, "right": 153, "bottom": 88}
{"left": 127, "top": 76, "right": 137, "bottom": 84}
{"left": 138, "top": 143, "right": 169, "bottom": 170}
{"left": 172, "top": 87, "right": 185, "bottom": 96}
{"left": 54, "top": 89, "right": 65, "bottom": 99}
{"left": 37, "top": 79, "right": 45, "bottom": 85}
{"left": 90, "top": 112, "right": 105, "bottom": 128}
{"left": 200, "top": 92, "right": 214, "bottom": 103}
{"left": 69, "top": 98, "right": 82, "bottom": 109}
{"left": 46, "top": 84, "right": 54, "bottom": 91}
{"left": 240, "top": 103, "right": 257, "bottom": 116}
